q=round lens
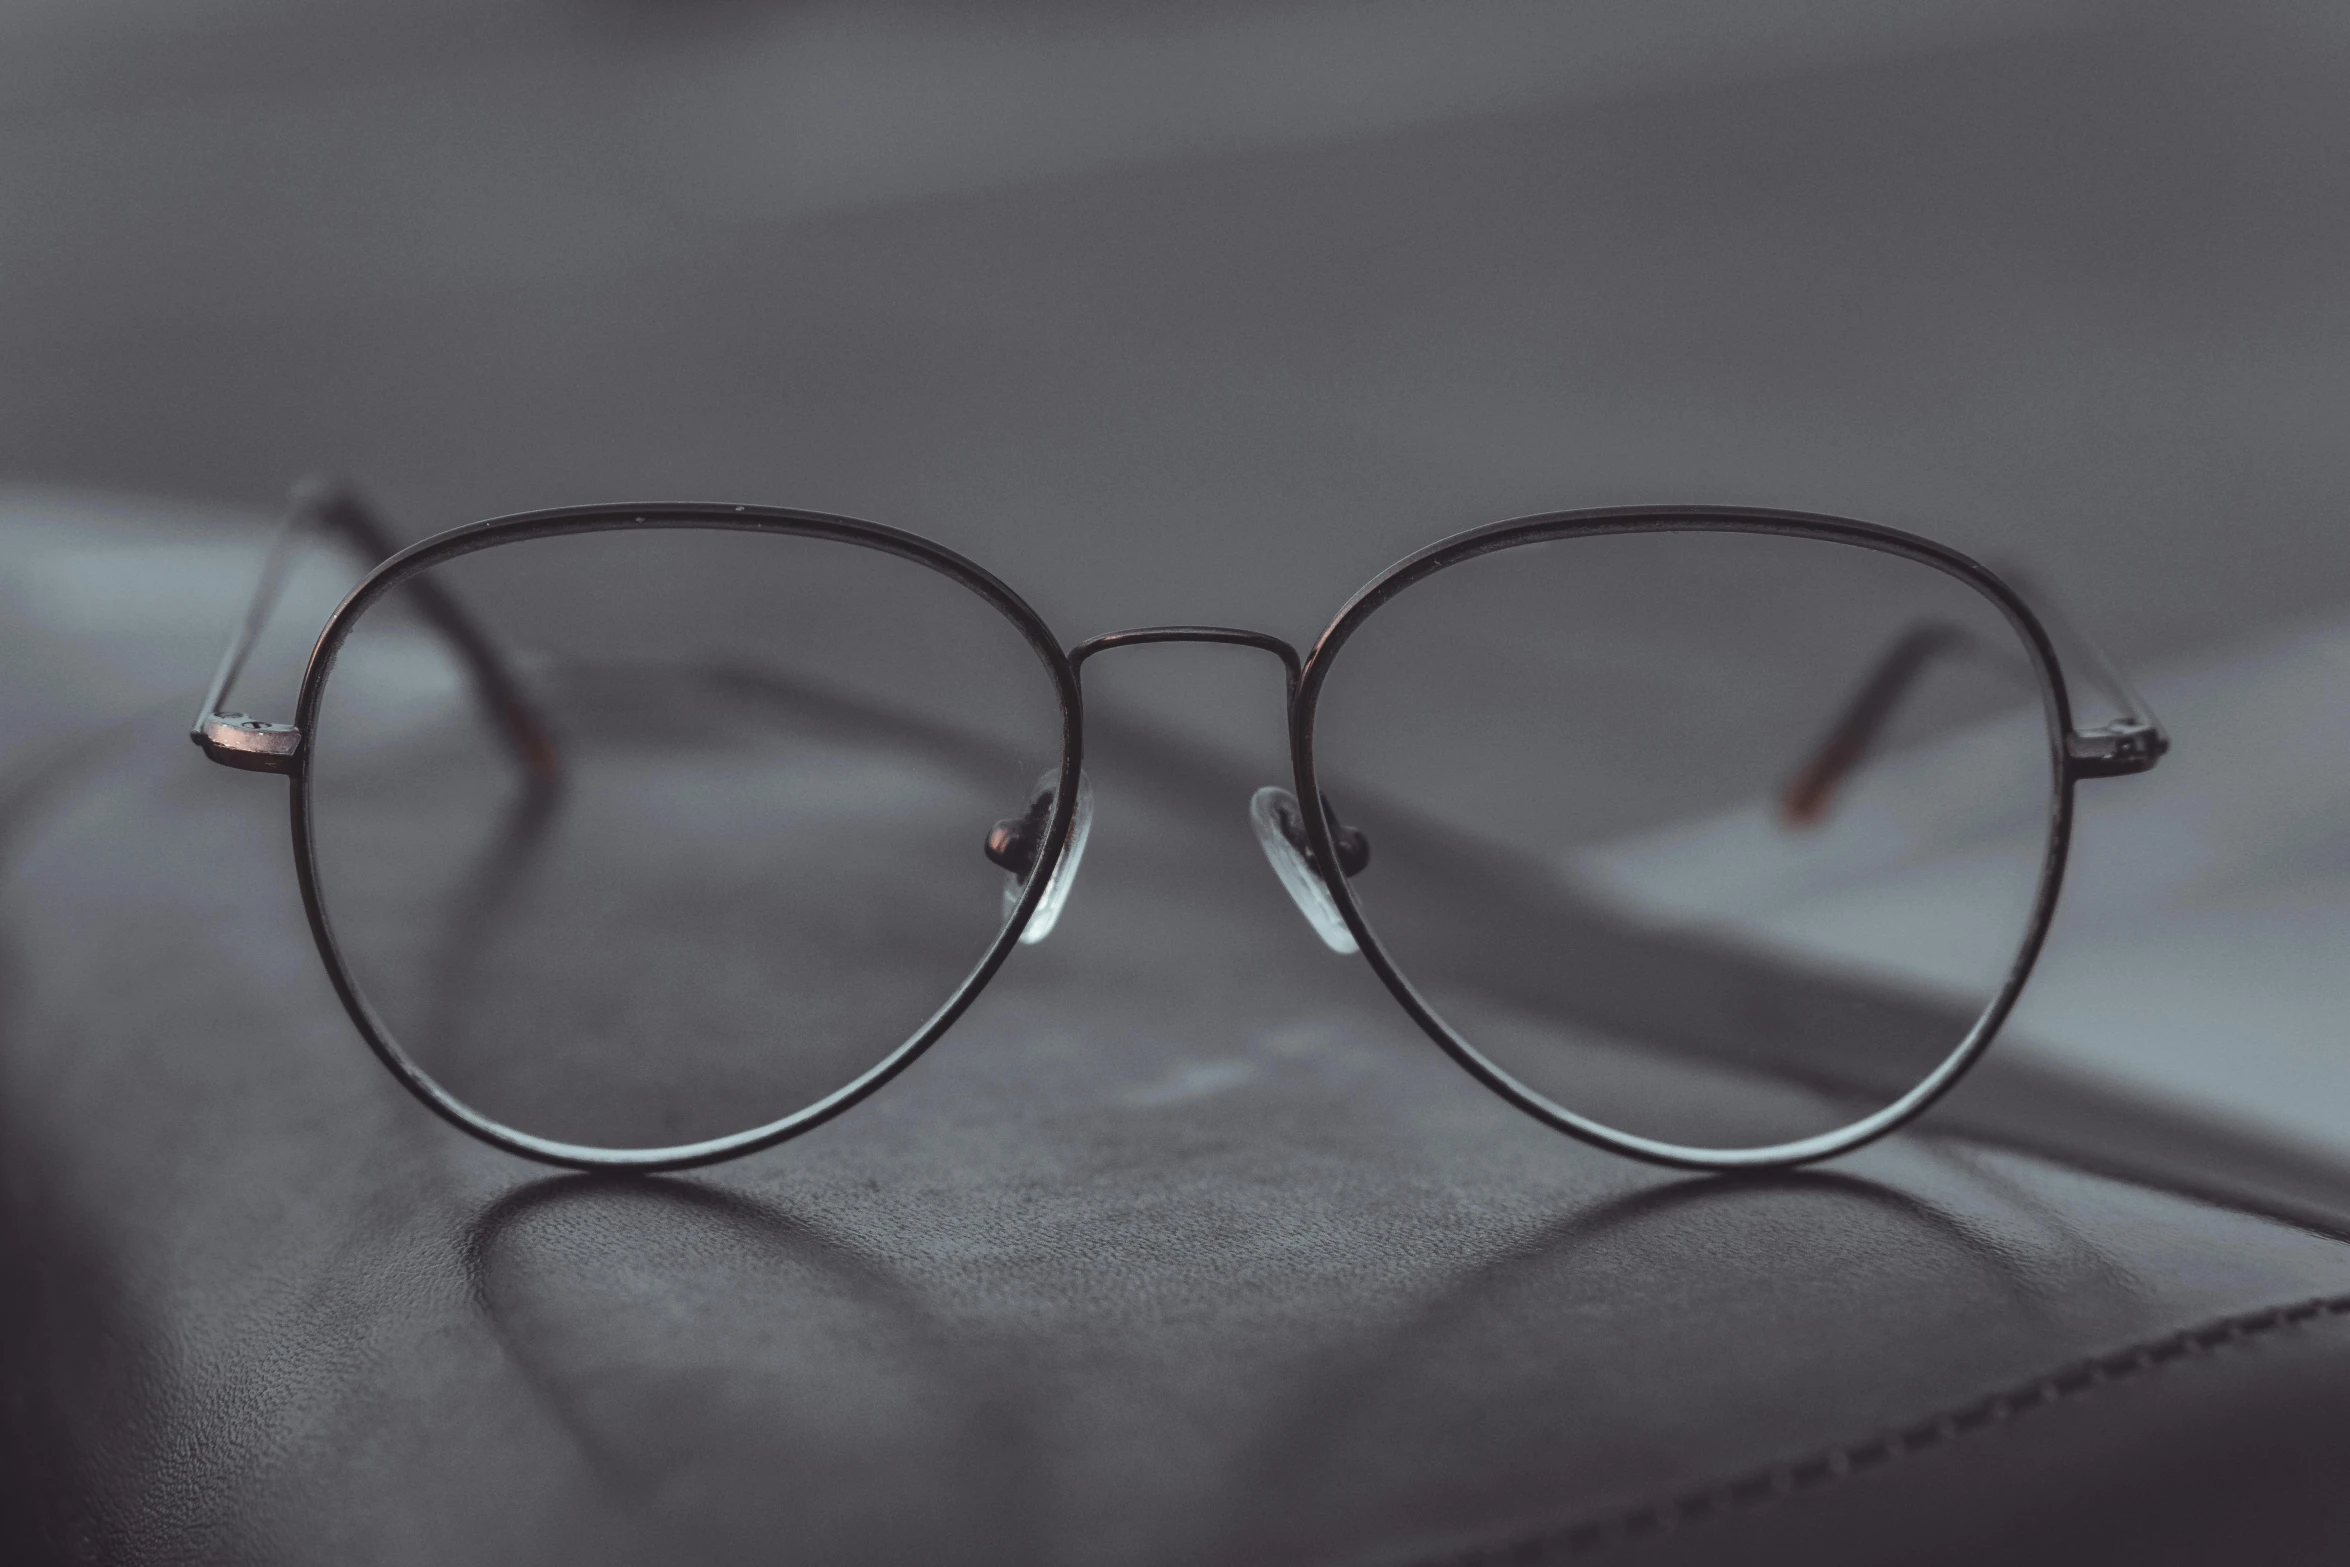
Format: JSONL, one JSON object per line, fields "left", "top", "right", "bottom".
{"left": 304, "top": 520, "right": 1068, "bottom": 1156}
{"left": 1307, "top": 524, "right": 2057, "bottom": 1159}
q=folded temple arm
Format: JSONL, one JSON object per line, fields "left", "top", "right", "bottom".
{"left": 190, "top": 479, "right": 559, "bottom": 780}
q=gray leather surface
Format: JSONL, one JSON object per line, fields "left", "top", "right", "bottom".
{"left": 7, "top": 697, "right": 2350, "bottom": 1566}
{"left": 10, "top": 5, "right": 2350, "bottom": 1557}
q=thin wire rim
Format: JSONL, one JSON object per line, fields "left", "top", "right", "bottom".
{"left": 287, "top": 502, "right": 1086, "bottom": 1173}
{"left": 284, "top": 499, "right": 2081, "bottom": 1175}
{"left": 1288, "top": 504, "right": 2079, "bottom": 1171}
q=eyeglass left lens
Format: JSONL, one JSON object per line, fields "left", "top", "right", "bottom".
{"left": 303, "top": 521, "right": 1067, "bottom": 1158}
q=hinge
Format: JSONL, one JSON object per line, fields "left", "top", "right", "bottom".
{"left": 2066, "top": 719, "right": 2168, "bottom": 779}
{"left": 193, "top": 713, "right": 303, "bottom": 775}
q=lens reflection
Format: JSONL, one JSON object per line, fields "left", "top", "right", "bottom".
{"left": 306, "top": 524, "right": 1064, "bottom": 1153}
{"left": 1311, "top": 527, "right": 2055, "bottom": 1155}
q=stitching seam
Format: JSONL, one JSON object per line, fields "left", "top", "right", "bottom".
{"left": 1410, "top": 1290, "right": 2350, "bottom": 1566}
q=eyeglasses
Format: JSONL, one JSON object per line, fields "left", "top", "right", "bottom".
{"left": 196, "top": 482, "right": 2166, "bottom": 1173}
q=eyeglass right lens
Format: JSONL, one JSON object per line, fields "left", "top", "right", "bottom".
{"left": 1308, "top": 525, "right": 2059, "bottom": 1161}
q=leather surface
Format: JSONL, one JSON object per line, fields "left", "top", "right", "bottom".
{"left": 9, "top": 5, "right": 2350, "bottom": 1557}
{"left": 6, "top": 691, "right": 2350, "bottom": 1566}
{"left": 4, "top": 502, "right": 2350, "bottom": 1566}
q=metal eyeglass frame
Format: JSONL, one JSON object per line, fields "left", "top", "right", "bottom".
{"left": 194, "top": 482, "right": 2167, "bottom": 1174}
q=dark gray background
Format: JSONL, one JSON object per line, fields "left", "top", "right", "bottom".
{"left": 5, "top": 0, "right": 2345, "bottom": 658}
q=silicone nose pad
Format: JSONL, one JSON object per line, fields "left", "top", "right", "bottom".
{"left": 997, "top": 770, "right": 1093, "bottom": 945}
{"left": 1248, "top": 786, "right": 1358, "bottom": 954}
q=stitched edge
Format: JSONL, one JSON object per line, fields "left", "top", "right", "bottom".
{"left": 1408, "top": 1291, "right": 2350, "bottom": 1566}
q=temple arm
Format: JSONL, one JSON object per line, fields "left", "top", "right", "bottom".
{"left": 190, "top": 478, "right": 560, "bottom": 780}
{"left": 1779, "top": 568, "right": 2168, "bottom": 828}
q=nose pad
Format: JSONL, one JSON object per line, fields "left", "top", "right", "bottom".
{"left": 1248, "top": 786, "right": 1360, "bottom": 954}
{"left": 986, "top": 770, "right": 1094, "bottom": 944}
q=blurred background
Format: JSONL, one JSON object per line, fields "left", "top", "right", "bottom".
{"left": 4, "top": 0, "right": 2348, "bottom": 1156}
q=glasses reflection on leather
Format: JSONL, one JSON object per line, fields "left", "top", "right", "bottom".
{"left": 195, "top": 479, "right": 2166, "bottom": 1173}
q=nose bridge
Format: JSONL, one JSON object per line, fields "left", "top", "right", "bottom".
{"left": 1066, "top": 625, "right": 1302, "bottom": 704}
{"left": 1060, "top": 625, "right": 1369, "bottom": 956}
